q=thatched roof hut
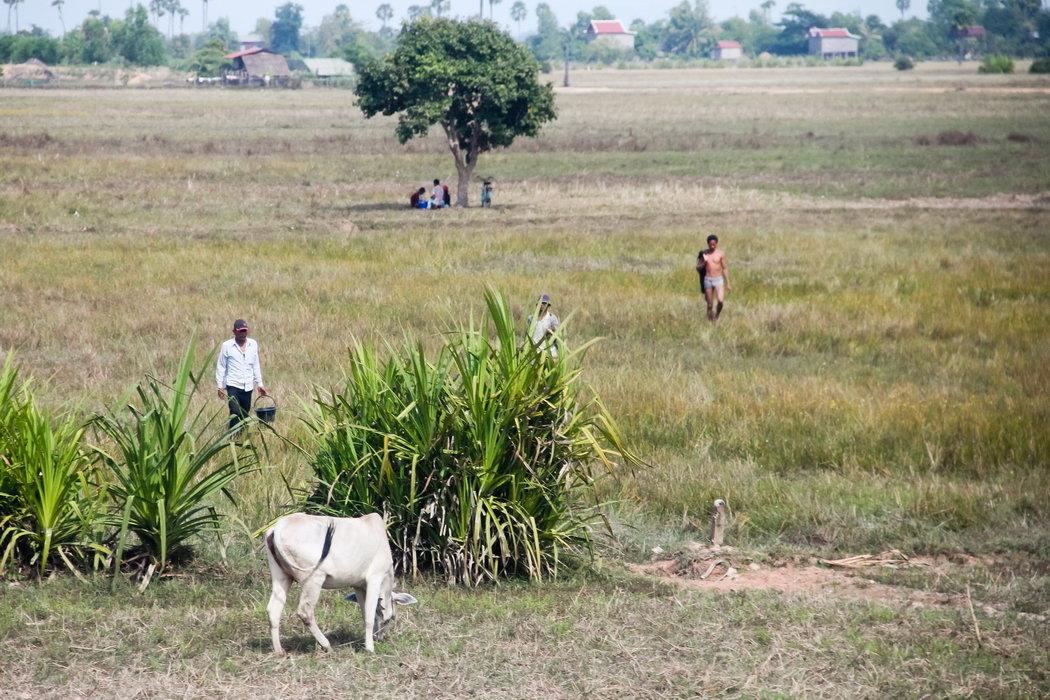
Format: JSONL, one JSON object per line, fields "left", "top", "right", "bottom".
{"left": 222, "top": 48, "right": 292, "bottom": 85}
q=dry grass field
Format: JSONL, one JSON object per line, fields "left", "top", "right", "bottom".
{"left": 1, "top": 62, "right": 1048, "bottom": 697}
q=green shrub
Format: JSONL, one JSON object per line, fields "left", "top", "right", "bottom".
{"left": 0, "top": 353, "right": 108, "bottom": 579}
{"left": 91, "top": 342, "right": 257, "bottom": 581}
{"left": 1030, "top": 58, "right": 1050, "bottom": 74}
{"left": 894, "top": 55, "right": 915, "bottom": 71}
{"left": 302, "top": 290, "right": 638, "bottom": 585}
{"left": 978, "top": 55, "right": 1014, "bottom": 74}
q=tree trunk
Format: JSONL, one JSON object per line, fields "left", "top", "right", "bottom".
{"left": 443, "top": 121, "right": 479, "bottom": 207}
{"left": 455, "top": 161, "right": 476, "bottom": 207}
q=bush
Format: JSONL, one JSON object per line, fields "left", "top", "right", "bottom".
{"left": 91, "top": 342, "right": 257, "bottom": 581}
{"left": 1030, "top": 58, "right": 1050, "bottom": 74}
{"left": 0, "top": 353, "right": 108, "bottom": 579}
{"left": 302, "top": 290, "right": 638, "bottom": 585}
{"left": 894, "top": 55, "right": 915, "bottom": 71}
{"left": 978, "top": 55, "right": 1014, "bottom": 74}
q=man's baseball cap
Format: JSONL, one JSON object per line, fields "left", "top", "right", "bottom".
{"left": 233, "top": 319, "right": 249, "bottom": 331}
{"left": 538, "top": 294, "right": 551, "bottom": 304}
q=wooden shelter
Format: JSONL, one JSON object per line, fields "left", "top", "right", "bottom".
{"left": 222, "top": 48, "right": 294, "bottom": 86}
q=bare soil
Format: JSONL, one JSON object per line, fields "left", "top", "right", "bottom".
{"left": 626, "top": 545, "right": 1032, "bottom": 617}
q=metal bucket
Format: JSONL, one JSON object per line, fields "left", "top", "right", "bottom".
{"left": 254, "top": 394, "right": 277, "bottom": 423}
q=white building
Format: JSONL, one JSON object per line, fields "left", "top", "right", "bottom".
{"left": 807, "top": 28, "right": 860, "bottom": 59}
{"left": 585, "top": 20, "right": 636, "bottom": 51}
{"left": 710, "top": 40, "right": 742, "bottom": 61}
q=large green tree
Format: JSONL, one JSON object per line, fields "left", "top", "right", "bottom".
{"left": 270, "top": 2, "right": 303, "bottom": 55}
{"left": 112, "top": 4, "right": 167, "bottom": 65}
{"left": 527, "top": 2, "right": 562, "bottom": 61}
{"left": 663, "top": 0, "right": 714, "bottom": 57}
{"left": 356, "top": 18, "right": 556, "bottom": 207}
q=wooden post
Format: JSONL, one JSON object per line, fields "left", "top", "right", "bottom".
{"left": 711, "top": 498, "right": 726, "bottom": 546}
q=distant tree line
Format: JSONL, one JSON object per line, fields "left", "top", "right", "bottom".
{"left": 1, "top": 0, "right": 1047, "bottom": 69}
{"left": 526, "top": 1, "right": 1050, "bottom": 63}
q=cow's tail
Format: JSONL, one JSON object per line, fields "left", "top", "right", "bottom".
{"left": 319, "top": 519, "right": 335, "bottom": 564}
{"left": 266, "top": 530, "right": 295, "bottom": 579}
{"left": 267, "top": 519, "right": 336, "bottom": 578}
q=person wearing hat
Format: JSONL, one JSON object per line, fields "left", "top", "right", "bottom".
{"left": 527, "top": 294, "right": 560, "bottom": 358}
{"left": 216, "top": 319, "right": 267, "bottom": 433}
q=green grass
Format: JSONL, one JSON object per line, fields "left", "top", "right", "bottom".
{"left": 0, "top": 63, "right": 1048, "bottom": 696}
{"left": 0, "top": 569, "right": 1046, "bottom": 698}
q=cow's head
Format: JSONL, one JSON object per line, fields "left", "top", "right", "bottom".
{"left": 346, "top": 575, "right": 418, "bottom": 642}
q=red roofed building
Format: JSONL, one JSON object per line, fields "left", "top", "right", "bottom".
{"left": 585, "top": 20, "right": 636, "bottom": 51}
{"left": 710, "top": 40, "right": 742, "bottom": 61}
{"left": 222, "top": 47, "right": 293, "bottom": 86}
{"left": 807, "top": 28, "right": 860, "bottom": 59}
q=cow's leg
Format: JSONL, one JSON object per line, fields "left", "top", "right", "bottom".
{"left": 266, "top": 553, "right": 292, "bottom": 655}
{"left": 352, "top": 585, "right": 367, "bottom": 630}
{"left": 361, "top": 581, "right": 381, "bottom": 652}
{"left": 296, "top": 574, "right": 331, "bottom": 652}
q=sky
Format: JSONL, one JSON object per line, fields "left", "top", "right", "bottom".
{"left": 13, "top": 0, "right": 927, "bottom": 41}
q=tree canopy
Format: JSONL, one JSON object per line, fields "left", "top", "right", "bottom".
{"left": 355, "top": 18, "right": 556, "bottom": 207}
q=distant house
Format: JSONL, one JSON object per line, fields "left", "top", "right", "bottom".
{"left": 302, "top": 58, "right": 355, "bottom": 80}
{"left": 222, "top": 48, "right": 293, "bottom": 86}
{"left": 807, "top": 28, "right": 860, "bottom": 59}
{"left": 710, "top": 40, "right": 742, "bottom": 61}
{"left": 585, "top": 20, "right": 636, "bottom": 51}
{"left": 950, "top": 25, "right": 986, "bottom": 61}
{"left": 950, "top": 25, "right": 986, "bottom": 40}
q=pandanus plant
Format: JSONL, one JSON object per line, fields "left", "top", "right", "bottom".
{"left": 303, "top": 289, "right": 639, "bottom": 585}
{"left": 91, "top": 341, "right": 256, "bottom": 583}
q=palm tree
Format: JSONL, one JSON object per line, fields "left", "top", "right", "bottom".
{"left": 376, "top": 2, "right": 393, "bottom": 30}
{"left": 430, "top": 0, "right": 448, "bottom": 18}
{"left": 760, "top": 0, "right": 775, "bottom": 22}
{"left": 895, "top": 0, "right": 910, "bottom": 20}
{"left": 4, "top": 0, "right": 24, "bottom": 32}
{"left": 149, "top": 0, "right": 163, "bottom": 28}
{"left": 510, "top": 1, "right": 526, "bottom": 33}
{"left": 488, "top": 0, "right": 502, "bottom": 20}
{"left": 52, "top": 0, "right": 66, "bottom": 34}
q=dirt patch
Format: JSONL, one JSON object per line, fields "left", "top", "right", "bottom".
{"left": 917, "top": 130, "right": 981, "bottom": 146}
{"left": 1, "top": 63, "right": 181, "bottom": 87}
{"left": 802, "top": 191, "right": 1050, "bottom": 210}
{"left": 628, "top": 545, "right": 970, "bottom": 611}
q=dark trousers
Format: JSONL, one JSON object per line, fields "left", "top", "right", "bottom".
{"left": 226, "top": 386, "right": 253, "bottom": 431}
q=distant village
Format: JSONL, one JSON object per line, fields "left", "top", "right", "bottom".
{"left": 1, "top": 0, "right": 1046, "bottom": 86}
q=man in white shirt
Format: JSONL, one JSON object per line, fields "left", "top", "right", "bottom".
{"left": 432, "top": 179, "right": 445, "bottom": 208}
{"left": 527, "top": 294, "right": 559, "bottom": 358}
{"left": 216, "top": 319, "right": 267, "bottom": 432}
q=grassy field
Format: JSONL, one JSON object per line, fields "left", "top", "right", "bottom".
{"left": 1, "top": 62, "right": 1049, "bottom": 697}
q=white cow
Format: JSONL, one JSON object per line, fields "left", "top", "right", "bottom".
{"left": 265, "top": 512, "right": 417, "bottom": 654}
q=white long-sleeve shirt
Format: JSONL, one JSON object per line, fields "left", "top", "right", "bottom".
{"left": 528, "top": 311, "right": 559, "bottom": 358}
{"left": 216, "top": 337, "right": 264, "bottom": 391}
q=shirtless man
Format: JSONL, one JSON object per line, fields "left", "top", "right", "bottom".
{"left": 698, "top": 234, "right": 732, "bottom": 321}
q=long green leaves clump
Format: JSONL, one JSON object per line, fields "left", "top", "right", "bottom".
{"left": 0, "top": 353, "right": 107, "bottom": 578}
{"left": 91, "top": 342, "right": 255, "bottom": 576}
{"left": 303, "top": 290, "right": 637, "bottom": 585}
